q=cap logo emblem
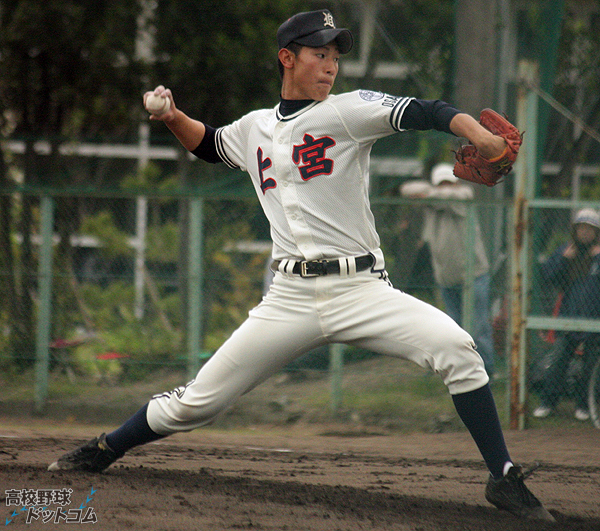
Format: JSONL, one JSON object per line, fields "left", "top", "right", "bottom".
{"left": 323, "top": 12, "right": 335, "bottom": 28}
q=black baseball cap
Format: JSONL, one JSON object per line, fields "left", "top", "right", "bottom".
{"left": 277, "top": 9, "right": 353, "bottom": 54}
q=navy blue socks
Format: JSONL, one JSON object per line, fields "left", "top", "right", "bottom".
{"left": 452, "top": 383, "right": 512, "bottom": 479}
{"left": 104, "top": 403, "right": 165, "bottom": 456}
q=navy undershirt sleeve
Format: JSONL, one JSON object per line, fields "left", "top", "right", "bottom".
{"left": 190, "top": 124, "right": 221, "bottom": 163}
{"left": 400, "top": 99, "right": 461, "bottom": 135}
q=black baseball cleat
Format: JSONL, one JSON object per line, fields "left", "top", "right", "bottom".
{"left": 48, "top": 433, "right": 122, "bottom": 473}
{"left": 485, "top": 465, "right": 555, "bottom": 521}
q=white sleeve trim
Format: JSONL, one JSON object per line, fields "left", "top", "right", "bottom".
{"left": 215, "top": 127, "right": 239, "bottom": 169}
{"left": 390, "top": 97, "right": 414, "bottom": 131}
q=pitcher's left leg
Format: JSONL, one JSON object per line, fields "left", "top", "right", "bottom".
{"left": 323, "top": 275, "right": 488, "bottom": 394}
{"left": 324, "top": 275, "right": 534, "bottom": 497}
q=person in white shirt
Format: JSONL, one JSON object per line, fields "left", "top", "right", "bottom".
{"left": 402, "top": 163, "right": 495, "bottom": 376}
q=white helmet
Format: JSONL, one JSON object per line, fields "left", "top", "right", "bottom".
{"left": 572, "top": 208, "right": 600, "bottom": 229}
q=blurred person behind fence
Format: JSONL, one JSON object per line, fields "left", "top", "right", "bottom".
{"left": 401, "top": 163, "right": 495, "bottom": 377}
{"left": 534, "top": 208, "right": 600, "bottom": 421}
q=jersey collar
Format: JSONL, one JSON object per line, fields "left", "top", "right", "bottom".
{"left": 276, "top": 99, "right": 322, "bottom": 121}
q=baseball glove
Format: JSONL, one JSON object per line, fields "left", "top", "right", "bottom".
{"left": 453, "top": 109, "right": 523, "bottom": 187}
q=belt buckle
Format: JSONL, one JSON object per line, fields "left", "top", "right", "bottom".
{"left": 300, "top": 260, "right": 325, "bottom": 277}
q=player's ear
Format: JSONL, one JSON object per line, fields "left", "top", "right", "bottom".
{"left": 278, "top": 48, "right": 296, "bottom": 70}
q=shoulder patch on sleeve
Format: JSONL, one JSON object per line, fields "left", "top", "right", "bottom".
{"left": 359, "top": 90, "right": 385, "bottom": 101}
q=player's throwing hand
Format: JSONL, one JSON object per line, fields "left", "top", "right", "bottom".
{"left": 143, "top": 86, "right": 175, "bottom": 121}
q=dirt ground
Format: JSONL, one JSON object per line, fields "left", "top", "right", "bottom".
{"left": 1, "top": 419, "right": 599, "bottom": 531}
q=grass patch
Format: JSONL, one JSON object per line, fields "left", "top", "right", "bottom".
{"left": 1, "top": 355, "right": 514, "bottom": 434}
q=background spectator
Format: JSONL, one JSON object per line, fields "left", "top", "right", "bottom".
{"left": 401, "top": 163, "right": 495, "bottom": 376}
{"left": 534, "top": 208, "right": 600, "bottom": 421}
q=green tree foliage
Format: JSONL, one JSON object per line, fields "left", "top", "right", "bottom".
{"left": 151, "top": 0, "right": 302, "bottom": 126}
{"left": 0, "top": 0, "right": 142, "bottom": 366}
{"left": 0, "top": 0, "right": 301, "bottom": 368}
{"left": 0, "top": 1, "right": 142, "bottom": 141}
{"left": 362, "top": 0, "right": 454, "bottom": 99}
{"left": 544, "top": 3, "right": 600, "bottom": 197}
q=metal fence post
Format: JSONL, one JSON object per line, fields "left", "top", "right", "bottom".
{"left": 34, "top": 195, "right": 55, "bottom": 413}
{"left": 187, "top": 197, "right": 204, "bottom": 380}
{"left": 134, "top": 122, "right": 150, "bottom": 321}
{"left": 509, "top": 60, "right": 539, "bottom": 430}
{"left": 461, "top": 202, "right": 477, "bottom": 333}
{"left": 330, "top": 343, "right": 344, "bottom": 415}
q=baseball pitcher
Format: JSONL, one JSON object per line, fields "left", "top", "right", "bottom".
{"left": 49, "top": 9, "right": 550, "bottom": 522}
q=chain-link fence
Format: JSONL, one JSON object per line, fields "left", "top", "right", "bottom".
{"left": 0, "top": 188, "right": 510, "bottom": 418}
{"left": 526, "top": 203, "right": 600, "bottom": 423}
{"left": 0, "top": 191, "right": 270, "bottom": 371}
{"left": 2, "top": 186, "right": 599, "bottom": 427}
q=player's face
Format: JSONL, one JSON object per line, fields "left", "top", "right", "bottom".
{"left": 288, "top": 44, "right": 340, "bottom": 101}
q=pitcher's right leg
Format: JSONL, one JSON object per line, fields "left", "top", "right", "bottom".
{"left": 147, "top": 280, "right": 325, "bottom": 434}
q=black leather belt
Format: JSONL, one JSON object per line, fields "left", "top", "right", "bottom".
{"left": 272, "top": 254, "right": 374, "bottom": 278}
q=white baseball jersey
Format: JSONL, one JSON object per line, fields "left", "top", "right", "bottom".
{"left": 214, "top": 90, "right": 413, "bottom": 265}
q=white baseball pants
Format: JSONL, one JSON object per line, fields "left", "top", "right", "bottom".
{"left": 147, "top": 268, "right": 489, "bottom": 435}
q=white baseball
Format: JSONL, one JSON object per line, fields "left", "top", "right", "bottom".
{"left": 145, "top": 94, "right": 171, "bottom": 115}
